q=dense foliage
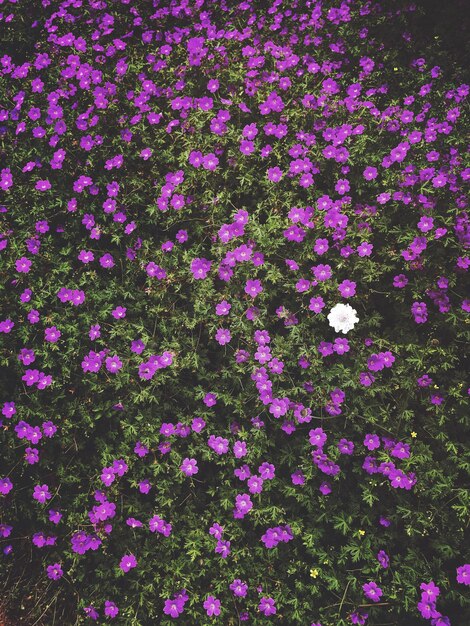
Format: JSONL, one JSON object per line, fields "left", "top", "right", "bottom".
{"left": 0, "top": 1, "right": 469, "bottom": 624}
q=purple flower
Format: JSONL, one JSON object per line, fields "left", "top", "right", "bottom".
{"left": 338, "top": 439, "right": 355, "bottom": 455}
{"left": 350, "top": 610, "right": 368, "bottom": 625}
{"left": 119, "top": 554, "right": 137, "bottom": 573}
{"left": 0, "top": 525, "right": 12, "bottom": 538}
{"left": 134, "top": 442, "right": 149, "bottom": 457}
{"left": 215, "top": 328, "right": 231, "bottom": 345}
{"left": 46, "top": 563, "right": 63, "bottom": 580}
{"left": 191, "top": 417, "right": 206, "bottom": 432}
{"left": 78, "top": 250, "right": 94, "bottom": 263}
{"left": 202, "top": 153, "right": 219, "bottom": 171}
{"left": 364, "top": 434, "right": 380, "bottom": 450}
{"left": 313, "top": 264, "right": 332, "bottom": 281}
{"left": 0, "top": 477, "right": 13, "bottom": 495}
{"left": 456, "top": 564, "right": 470, "bottom": 585}
{"left": 49, "top": 510, "right": 62, "bottom": 524}
{"left": 105, "top": 356, "right": 123, "bottom": 373}
{"left": 338, "top": 280, "right": 356, "bottom": 298}
{"left": 215, "top": 539, "right": 231, "bottom": 558}
{"left": 363, "top": 166, "right": 378, "bottom": 180}
{"left": 35, "top": 179, "right": 51, "bottom": 191}
{"left": 314, "top": 238, "right": 329, "bottom": 255}
{"left": 180, "top": 458, "right": 198, "bottom": 476}
{"left": 163, "top": 598, "right": 185, "bottom": 618}
{"left": 101, "top": 467, "right": 116, "bottom": 487}
{"left": 99, "top": 253, "right": 115, "bottom": 269}
{"left": 391, "top": 442, "right": 410, "bottom": 459}
{"left": 216, "top": 300, "right": 231, "bottom": 315}
{"left": 377, "top": 550, "right": 390, "bottom": 568}
{"left": 333, "top": 338, "right": 350, "bottom": 355}
{"left": 235, "top": 493, "right": 253, "bottom": 516}
{"left": 309, "top": 296, "right": 325, "bottom": 314}
{"left": 203, "top": 596, "right": 221, "bottom": 617}
{"left": 190, "top": 257, "right": 212, "bottom": 279}
{"left": 15, "top": 257, "right": 32, "bottom": 273}
{"left": 318, "top": 341, "right": 334, "bottom": 357}
{"left": 209, "top": 523, "right": 223, "bottom": 539}
{"left": 417, "top": 599, "right": 440, "bottom": 620}
{"left": 335, "top": 178, "right": 350, "bottom": 195}
{"left": 357, "top": 242, "right": 373, "bottom": 257}
{"left": 149, "top": 515, "right": 172, "bottom": 536}
{"left": 420, "top": 581, "right": 440, "bottom": 602}
{"left": 267, "top": 166, "right": 283, "bottom": 182}
{"left": 230, "top": 579, "right": 248, "bottom": 597}
{"left": 83, "top": 606, "right": 99, "bottom": 620}
{"left": 411, "top": 301, "right": 428, "bottom": 323}
{"left": 309, "top": 428, "right": 327, "bottom": 448}
{"left": 203, "top": 392, "right": 217, "bottom": 407}
{"left": 259, "top": 597, "right": 276, "bottom": 616}
{"left": 234, "top": 441, "right": 247, "bottom": 458}
{"left": 27, "top": 309, "right": 40, "bottom": 324}
{"left": 393, "top": 274, "right": 408, "bottom": 288}
{"left": 33, "top": 484, "right": 51, "bottom": 503}
{"left": 111, "top": 306, "right": 127, "bottom": 319}
{"left": 418, "top": 216, "right": 434, "bottom": 232}
{"left": 362, "top": 581, "right": 383, "bottom": 602}
{"left": 104, "top": 601, "right": 119, "bottom": 618}
{"left": 245, "top": 279, "right": 263, "bottom": 297}
{"left": 44, "top": 326, "right": 61, "bottom": 343}
{"left": 2, "top": 402, "right": 16, "bottom": 419}
{"left": 208, "top": 435, "right": 229, "bottom": 455}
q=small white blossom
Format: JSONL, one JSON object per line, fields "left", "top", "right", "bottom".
{"left": 327, "top": 303, "right": 359, "bottom": 334}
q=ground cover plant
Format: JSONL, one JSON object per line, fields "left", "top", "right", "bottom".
{"left": 0, "top": 0, "right": 469, "bottom": 624}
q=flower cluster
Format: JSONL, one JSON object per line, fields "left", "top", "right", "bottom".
{"left": 0, "top": 0, "right": 468, "bottom": 624}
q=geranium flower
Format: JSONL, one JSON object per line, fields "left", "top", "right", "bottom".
{"left": 259, "top": 597, "right": 276, "bottom": 616}
{"left": 203, "top": 596, "right": 221, "bottom": 617}
{"left": 362, "top": 581, "right": 383, "bottom": 602}
{"left": 119, "top": 554, "right": 137, "bottom": 573}
{"left": 46, "top": 563, "right": 63, "bottom": 580}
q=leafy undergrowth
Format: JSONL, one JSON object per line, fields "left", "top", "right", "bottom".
{"left": 0, "top": 1, "right": 469, "bottom": 625}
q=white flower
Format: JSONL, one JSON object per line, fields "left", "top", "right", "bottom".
{"left": 327, "top": 303, "right": 359, "bottom": 334}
